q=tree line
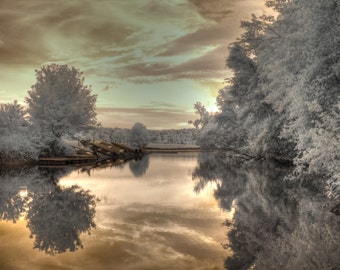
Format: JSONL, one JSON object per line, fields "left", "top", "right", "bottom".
{"left": 0, "top": 64, "right": 198, "bottom": 162}
{"left": 193, "top": 0, "right": 340, "bottom": 200}
{"left": 90, "top": 126, "right": 197, "bottom": 146}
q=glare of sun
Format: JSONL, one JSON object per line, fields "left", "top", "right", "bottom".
{"left": 206, "top": 103, "right": 219, "bottom": 113}
{"left": 19, "top": 188, "right": 28, "bottom": 198}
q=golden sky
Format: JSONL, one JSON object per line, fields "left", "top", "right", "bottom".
{"left": 0, "top": 0, "right": 270, "bottom": 129}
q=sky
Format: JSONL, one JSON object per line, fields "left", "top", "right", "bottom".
{"left": 0, "top": 0, "right": 271, "bottom": 129}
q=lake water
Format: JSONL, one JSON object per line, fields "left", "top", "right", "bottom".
{"left": 0, "top": 153, "right": 339, "bottom": 270}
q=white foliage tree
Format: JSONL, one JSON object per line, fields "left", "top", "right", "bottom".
{"left": 129, "top": 122, "right": 149, "bottom": 148}
{"left": 195, "top": 0, "right": 340, "bottom": 198}
{"left": 0, "top": 100, "right": 27, "bottom": 133}
{"left": 25, "top": 64, "right": 97, "bottom": 156}
{"left": 26, "top": 64, "right": 97, "bottom": 139}
{"left": 0, "top": 101, "right": 39, "bottom": 160}
{"left": 257, "top": 0, "right": 340, "bottom": 198}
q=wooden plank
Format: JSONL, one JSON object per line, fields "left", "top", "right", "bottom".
{"left": 38, "top": 140, "right": 144, "bottom": 166}
{"left": 90, "top": 141, "right": 125, "bottom": 154}
{"left": 111, "top": 141, "right": 137, "bottom": 152}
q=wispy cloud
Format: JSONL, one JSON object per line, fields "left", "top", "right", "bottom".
{"left": 0, "top": 0, "right": 271, "bottom": 128}
{"left": 189, "top": 0, "right": 234, "bottom": 22}
{"left": 97, "top": 106, "right": 195, "bottom": 129}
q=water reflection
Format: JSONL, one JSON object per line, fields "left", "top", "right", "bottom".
{"left": 193, "top": 153, "right": 340, "bottom": 270}
{"left": 2, "top": 153, "right": 338, "bottom": 269}
{"left": 58, "top": 153, "right": 229, "bottom": 270}
{"left": 0, "top": 154, "right": 229, "bottom": 270}
{"left": 0, "top": 170, "right": 29, "bottom": 223}
{"left": 129, "top": 155, "right": 150, "bottom": 177}
{"left": 0, "top": 167, "right": 98, "bottom": 255}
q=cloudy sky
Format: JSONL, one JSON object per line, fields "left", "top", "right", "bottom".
{"left": 0, "top": 0, "right": 271, "bottom": 129}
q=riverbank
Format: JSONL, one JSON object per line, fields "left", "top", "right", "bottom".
{"left": 0, "top": 157, "right": 37, "bottom": 170}
{"left": 145, "top": 143, "right": 200, "bottom": 153}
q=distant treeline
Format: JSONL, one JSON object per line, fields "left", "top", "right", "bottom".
{"left": 76, "top": 127, "right": 198, "bottom": 145}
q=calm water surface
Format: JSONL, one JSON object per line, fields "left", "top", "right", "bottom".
{"left": 0, "top": 153, "right": 339, "bottom": 270}
{"left": 0, "top": 153, "right": 231, "bottom": 270}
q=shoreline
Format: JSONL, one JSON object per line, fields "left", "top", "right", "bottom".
{"left": 0, "top": 158, "right": 37, "bottom": 170}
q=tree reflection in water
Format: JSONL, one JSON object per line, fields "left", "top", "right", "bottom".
{"left": 129, "top": 155, "right": 149, "bottom": 177}
{"left": 192, "top": 153, "right": 340, "bottom": 270}
{"left": 0, "top": 169, "right": 31, "bottom": 222}
{"left": 0, "top": 167, "right": 98, "bottom": 255}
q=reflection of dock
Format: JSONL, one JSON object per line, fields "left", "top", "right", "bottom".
{"left": 39, "top": 155, "right": 98, "bottom": 166}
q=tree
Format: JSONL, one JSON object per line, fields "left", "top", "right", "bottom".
{"left": 0, "top": 101, "right": 39, "bottom": 160}
{"left": 112, "top": 128, "right": 129, "bottom": 142}
{"left": 265, "top": 0, "right": 291, "bottom": 12}
{"left": 194, "top": 0, "right": 339, "bottom": 198}
{"left": 26, "top": 64, "right": 97, "bottom": 139}
{"left": 195, "top": 13, "right": 283, "bottom": 157}
{"left": 0, "top": 100, "right": 27, "bottom": 134}
{"left": 189, "top": 102, "right": 211, "bottom": 129}
{"left": 257, "top": 0, "right": 340, "bottom": 197}
{"left": 129, "top": 122, "right": 149, "bottom": 148}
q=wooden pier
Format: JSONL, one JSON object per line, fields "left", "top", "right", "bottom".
{"left": 89, "top": 140, "right": 143, "bottom": 158}
{"left": 38, "top": 140, "right": 143, "bottom": 166}
{"left": 38, "top": 141, "right": 200, "bottom": 166}
{"left": 90, "top": 141, "right": 126, "bottom": 156}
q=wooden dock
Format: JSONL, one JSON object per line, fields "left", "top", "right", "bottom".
{"left": 90, "top": 141, "right": 126, "bottom": 156}
{"left": 38, "top": 141, "right": 200, "bottom": 166}
{"left": 111, "top": 141, "right": 138, "bottom": 152}
{"left": 89, "top": 140, "right": 143, "bottom": 158}
{"left": 38, "top": 140, "right": 142, "bottom": 166}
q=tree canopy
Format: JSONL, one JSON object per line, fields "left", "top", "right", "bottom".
{"left": 195, "top": 0, "right": 340, "bottom": 199}
{"left": 0, "top": 100, "right": 26, "bottom": 134}
{"left": 129, "top": 122, "right": 149, "bottom": 148}
{"left": 26, "top": 64, "right": 97, "bottom": 138}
